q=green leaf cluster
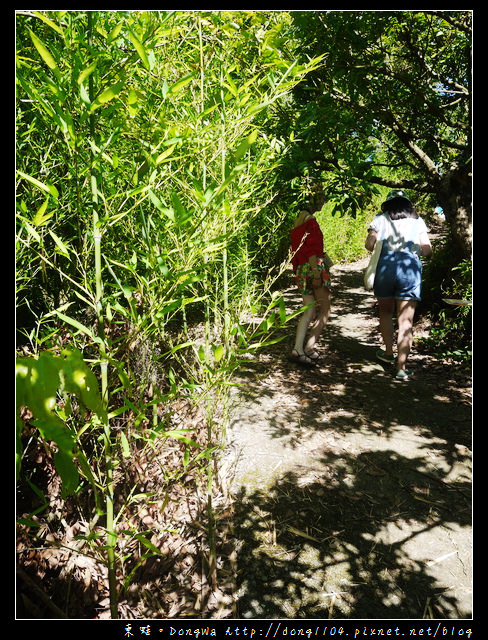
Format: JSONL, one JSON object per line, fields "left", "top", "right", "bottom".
{"left": 16, "top": 348, "right": 103, "bottom": 494}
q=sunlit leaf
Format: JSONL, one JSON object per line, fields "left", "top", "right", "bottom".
{"left": 167, "top": 72, "right": 196, "bottom": 96}
{"left": 17, "top": 170, "right": 59, "bottom": 199}
{"left": 89, "top": 80, "right": 125, "bottom": 113}
{"left": 156, "top": 144, "right": 177, "bottom": 164}
{"left": 49, "top": 229, "right": 70, "bottom": 258}
{"left": 120, "top": 431, "right": 131, "bottom": 458}
{"left": 18, "top": 216, "right": 41, "bottom": 242}
{"left": 31, "top": 11, "right": 64, "bottom": 35}
{"left": 78, "top": 61, "right": 97, "bottom": 85}
{"left": 235, "top": 130, "right": 258, "bottom": 160}
{"left": 54, "top": 311, "right": 101, "bottom": 343}
{"left": 163, "top": 430, "right": 200, "bottom": 448}
{"left": 107, "top": 23, "right": 123, "bottom": 44}
{"left": 128, "top": 29, "right": 151, "bottom": 70}
{"left": 28, "top": 29, "right": 59, "bottom": 76}
{"left": 213, "top": 344, "right": 225, "bottom": 362}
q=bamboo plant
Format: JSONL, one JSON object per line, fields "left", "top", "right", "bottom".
{"left": 16, "top": 9, "right": 323, "bottom": 617}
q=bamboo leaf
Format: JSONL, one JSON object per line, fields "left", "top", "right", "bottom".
{"left": 79, "top": 82, "right": 91, "bottom": 105}
{"left": 213, "top": 344, "right": 225, "bottom": 362}
{"left": 162, "top": 341, "right": 195, "bottom": 357}
{"left": 133, "top": 533, "right": 163, "bottom": 555}
{"left": 128, "top": 29, "right": 151, "bottom": 71}
{"left": 171, "top": 190, "right": 192, "bottom": 224}
{"left": 155, "top": 299, "right": 183, "bottom": 317}
{"left": 235, "top": 130, "right": 258, "bottom": 160}
{"left": 49, "top": 230, "right": 70, "bottom": 258}
{"left": 167, "top": 72, "right": 196, "bottom": 96}
{"left": 127, "top": 88, "right": 139, "bottom": 116}
{"left": 128, "top": 88, "right": 138, "bottom": 105}
{"left": 54, "top": 311, "right": 100, "bottom": 343}
{"left": 107, "top": 23, "right": 123, "bottom": 44}
{"left": 17, "top": 170, "right": 59, "bottom": 199}
{"left": 78, "top": 61, "right": 97, "bottom": 85}
{"left": 191, "top": 446, "right": 218, "bottom": 464}
{"left": 148, "top": 189, "right": 175, "bottom": 222}
{"left": 53, "top": 449, "right": 79, "bottom": 496}
{"left": 163, "top": 430, "right": 200, "bottom": 448}
{"left": 120, "top": 431, "right": 131, "bottom": 458}
{"left": 31, "top": 11, "right": 64, "bottom": 35}
{"left": 155, "top": 144, "right": 177, "bottom": 165}
{"left": 147, "top": 188, "right": 163, "bottom": 210}
{"left": 28, "top": 29, "right": 59, "bottom": 76}
{"left": 18, "top": 216, "right": 41, "bottom": 242}
{"left": 183, "top": 447, "right": 190, "bottom": 467}
{"left": 286, "top": 524, "right": 321, "bottom": 543}
{"left": 89, "top": 80, "right": 125, "bottom": 113}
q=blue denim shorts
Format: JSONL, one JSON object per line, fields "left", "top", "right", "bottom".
{"left": 374, "top": 249, "right": 422, "bottom": 301}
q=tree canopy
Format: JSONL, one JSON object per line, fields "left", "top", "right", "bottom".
{"left": 275, "top": 10, "right": 471, "bottom": 258}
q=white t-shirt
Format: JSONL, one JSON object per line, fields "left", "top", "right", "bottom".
{"left": 369, "top": 213, "right": 428, "bottom": 255}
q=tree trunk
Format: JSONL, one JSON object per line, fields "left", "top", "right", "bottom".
{"left": 436, "top": 163, "right": 472, "bottom": 260}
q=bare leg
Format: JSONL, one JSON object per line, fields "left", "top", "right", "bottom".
{"left": 305, "top": 286, "right": 331, "bottom": 354}
{"left": 293, "top": 294, "right": 315, "bottom": 354}
{"left": 396, "top": 300, "right": 417, "bottom": 371}
{"left": 378, "top": 298, "right": 395, "bottom": 357}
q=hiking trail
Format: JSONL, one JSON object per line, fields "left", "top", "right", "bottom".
{"left": 224, "top": 257, "right": 472, "bottom": 619}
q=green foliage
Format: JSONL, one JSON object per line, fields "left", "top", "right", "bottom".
{"left": 16, "top": 10, "right": 325, "bottom": 617}
{"left": 16, "top": 348, "right": 103, "bottom": 493}
{"left": 316, "top": 201, "right": 373, "bottom": 264}
{"left": 287, "top": 10, "right": 471, "bottom": 178}
{"left": 420, "top": 250, "right": 472, "bottom": 362}
{"left": 16, "top": 9, "right": 321, "bottom": 336}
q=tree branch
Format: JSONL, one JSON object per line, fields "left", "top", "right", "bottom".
{"left": 386, "top": 115, "right": 439, "bottom": 179}
{"left": 368, "top": 175, "right": 433, "bottom": 194}
{"left": 424, "top": 10, "right": 472, "bottom": 36}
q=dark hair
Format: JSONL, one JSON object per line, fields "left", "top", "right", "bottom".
{"left": 381, "top": 196, "right": 418, "bottom": 220}
{"left": 299, "top": 202, "right": 313, "bottom": 214}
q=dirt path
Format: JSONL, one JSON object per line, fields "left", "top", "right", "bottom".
{"left": 226, "top": 257, "right": 472, "bottom": 620}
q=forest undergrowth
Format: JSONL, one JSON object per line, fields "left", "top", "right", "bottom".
{"left": 17, "top": 379, "right": 235, "bottom": 619}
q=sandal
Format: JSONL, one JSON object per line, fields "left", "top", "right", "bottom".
{"left": 288, "top": 349, "right": 315, "bottom": 367}
{"left": 305, "top": 350, "right": 321, "bottom": 361}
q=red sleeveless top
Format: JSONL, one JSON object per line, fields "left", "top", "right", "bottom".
{"left": 290, "top": 218, "right": 324, "bottom": 271}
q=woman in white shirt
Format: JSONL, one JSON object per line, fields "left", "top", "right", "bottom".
{"left": 365, "top": 191, "right": 432, "bottom": 380}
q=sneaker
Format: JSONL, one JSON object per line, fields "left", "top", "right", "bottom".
{"left": 376, "top": 349, "right": 395, "bottom": 364}
{"left": 395, "top": 369, "right": 413, "bottom": 381}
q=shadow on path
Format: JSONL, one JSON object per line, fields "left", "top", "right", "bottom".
{"left": 227, "top": 260, "right": 472, "bottom": 619}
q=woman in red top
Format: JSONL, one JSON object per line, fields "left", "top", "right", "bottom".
{"left": 289, "top": 197, "right": 332, "bottom": 366}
